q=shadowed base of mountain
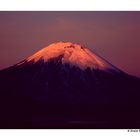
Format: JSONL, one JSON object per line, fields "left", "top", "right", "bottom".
{"left": 0, "top": 58, "right": 140, "bottom": 129}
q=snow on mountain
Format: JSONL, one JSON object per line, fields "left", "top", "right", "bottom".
{"left": 23, "top": 41, "right": 120, "bottom": 72}
{"left": 0, "top": 41, "right": 140, "bottom": 128}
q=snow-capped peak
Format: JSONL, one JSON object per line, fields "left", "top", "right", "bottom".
{"left": 26, "top": 41, "right": 120, "bottom": 72}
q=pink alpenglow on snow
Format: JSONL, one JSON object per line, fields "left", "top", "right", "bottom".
{"left": 25, "top": 42, "right": 120, "bottom": 72}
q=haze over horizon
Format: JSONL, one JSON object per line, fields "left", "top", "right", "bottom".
{"left": 0, "top": 12, "right": 140, "bottom": 77}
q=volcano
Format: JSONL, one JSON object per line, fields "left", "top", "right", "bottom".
{"left": 0, "top": 41, "right": 140, "bottom": 128}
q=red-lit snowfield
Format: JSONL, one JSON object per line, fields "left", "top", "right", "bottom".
{"left": 24, "top": 42, "right": 120, "bottom": 72}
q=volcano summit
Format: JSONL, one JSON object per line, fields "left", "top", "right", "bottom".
{"left": 18, "top": 42, "right": 121, "bottom": 73}
{"left": 0, "top": 41, "right": 140, "bottom": 128}
{"left": 25, "top": 42, "right": 120, "bottom": 72}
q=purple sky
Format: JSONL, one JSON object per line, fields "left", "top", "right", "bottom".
{"left": 0, "top": 11, "right": 140, "bottom": 77}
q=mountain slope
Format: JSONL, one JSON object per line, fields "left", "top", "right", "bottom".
{"left": 0, "top": 42, "right": 140, "bottom": 128}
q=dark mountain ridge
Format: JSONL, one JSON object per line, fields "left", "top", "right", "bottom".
{"left": 0, "top": 41, "right": 140, "bottom": 128}
{"left": 0, "top": 56, "right": 140, "bottom": 128}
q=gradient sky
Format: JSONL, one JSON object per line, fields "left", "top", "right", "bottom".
{"left": 0, "top": 11, "right": 140, "bottom": 77}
